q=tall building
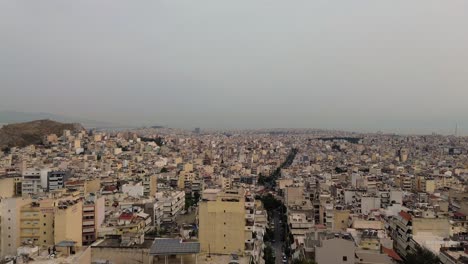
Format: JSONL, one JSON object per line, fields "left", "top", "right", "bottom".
{"left": 199, "top": 189, "right": 246, "bottom": 255}
{"left": 142, "top": 174, "right": 157, "bottom": 197}
{"left": 82, "top": 196, "right": 105, "bottom": 246}
{"left": 19, "top": 199, "right": 55, "bottom": 247}
{"left": 18, "top": 194, "right": 83, "bottom": 248}
{"left": 0, "top": 197, "right": 31, "bottom": 258}
{"left": 54, "top": 197, "right": 83, "bottom": 247}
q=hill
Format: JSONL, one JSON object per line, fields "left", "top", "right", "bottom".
{"left": 0, "top": 119, "right": 84, "bottom": 150}
{"left": 0, "top": 111, "right": 122, "bottom": 128}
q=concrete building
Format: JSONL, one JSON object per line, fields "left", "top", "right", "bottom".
{"left": 55, "top": 198, "right": 83, "bottom": 246}
{"left": 315, "top": 238, "right": 356, "bottom": 264}
{"left": 82, "top": 196, "right": 105, "bottom": 246}
{"left": 19, "top": 199, "right": 55, "bottom": 247}
{"left": 155, "top": 191, "right": 185, "bottom": 223}
{"left": 142, "top": 174, "right": 157, "bottom": 197}
{"left": 22, "top": 169, "right": 43, "bottom": 196}
{"left": 0, "top": 176, "right": 16, "bottom": 198}
{"left": 46, "top": 170, "right": 71, "bottom": 192}
{"left": 199, "top": 189, "right": 246, "bottom": 255}
{"left": 0, "top": 197, "right": 31, "bottom": 258}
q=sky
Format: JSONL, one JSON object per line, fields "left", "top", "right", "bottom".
{"left": 1, "top": 0, "right": 468, "bottom": 134}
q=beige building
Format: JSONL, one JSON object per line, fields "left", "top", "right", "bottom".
{"left": 285, "top": 186, "right": 304, "bottom": 206}
{"left": 0, "top": 176, "right": 16, "bottom": 198}
{"left": 333, "top": 210, "right": 350, "bottom": 231}
{"left": 142, "top": 174, "right": 157, "bottom": 197}
{"left": 55, "top": 199, "right": 83, "bottom": 246}
{"left": 199, "top": 189, "right": 246, "bottom": 255}
{"left": 19, "top": 199, "right": 55, "bottom": 247}
{"left": 315, "top": 238, "right": 355, "bottom": 264}
{"left": 19, "top": 194, "right": 83, "bottom": 248}
{"left": 0, "top": 197, "right": 31, "bottom": 258}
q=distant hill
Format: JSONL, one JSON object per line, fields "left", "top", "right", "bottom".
{"left": 0, "top": 119, "right": 84, "bottom": 150}
{"left": 0, "top": 111, "right": 121, "bottom": 128}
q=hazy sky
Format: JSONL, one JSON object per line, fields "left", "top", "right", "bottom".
{"left": 1, "top": 0, "right": 467, "bottom": 134}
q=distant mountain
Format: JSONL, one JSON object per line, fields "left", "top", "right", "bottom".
{"left": 0, "top": 111, "right": 122, "bottom": 128}
{"left": 0, "top": 119, "right": 84, "bottom": 150}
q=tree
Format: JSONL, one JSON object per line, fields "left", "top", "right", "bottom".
{"left": 404, "top": 246, "right": 439, "bottom": 264}
{"left": 185, "top": 192, "right": 193, "bottom": 210}
{"left": 264, "top": 228, "right": 274, "bottom": 242}
{"left": 193, "top": 192, "right": 200, "bottom": 203}
{"left": 260, "top": 194, "right": 282, "bottom": 212}
{"left": 264, "top": 245, "right": 275, "bottom": 264}
{"left": 292, "top": 259, "right": 316, "bottom": 264}
{"left": 160, "top": 167, "right": 168, "bottom": 173}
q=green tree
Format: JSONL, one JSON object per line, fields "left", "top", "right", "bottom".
{"left": 264, "top": 228, "right": 274, "bottom": 242}
{"left": 404, "top": 246, "right": 439, "bottom": 264}
{"left": 160, "top": 167, "right": 168, "bottom": 173}
{"left": 185, "top": 192, "right": 193, "bottom": 210}
{"left": 261, "top": 194, "right": 282, "bottom": 212}
{"left": 264, "top": 245, "right": 275, "bottom": 264}
{"left": 292, "top": 259, "right": 316, "bottom": 264}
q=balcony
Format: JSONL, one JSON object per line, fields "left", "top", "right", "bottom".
{"left": 83, "top": 207, "right": 95, "bottom": 212}
{"left": 83, "top": 227, "right": 95, "bottom": 233}
{"left": 83, "top": 220, "right": 95, "bottom": 226}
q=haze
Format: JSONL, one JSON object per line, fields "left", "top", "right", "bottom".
{"left": 1, "top": 0, "right": 467, "bottom": 134}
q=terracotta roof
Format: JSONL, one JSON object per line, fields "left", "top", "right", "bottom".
{"left": 399, "top": 211, "right": 412, "bottom": 221}
{"left": 454, "top": 212, "right": 466, "bottom": 217}
{"left": 119, "top": 212, "right": 134, "bottom": 220}
{"left": 382, "top": 246, "right": 403, "bottom": 262}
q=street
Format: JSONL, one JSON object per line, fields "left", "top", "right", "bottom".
{"left": 272, "top": 210, "right": 285, "bottom": 264}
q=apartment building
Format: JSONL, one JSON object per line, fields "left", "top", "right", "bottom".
{"left": 22, "top": 169, "right": 43, "bottom": 196}
{"left": 199, "top": 188, "right": 246, "bottom": 255}
{"left": 142, "top": 174, "right": 157, "bottom": 197}
{"left": 19, "top": 200, "right": 55, "bottom": 247}
{"left": 54, "top": 198, "right": 83, "bottom": 246}
{"left": 46, "top": 170, "right": 71, "bottom": 192}
{"left": 82, "top": 196, "right": 105, "bottom": 246}
{"left": 19, "top": 194, "right": 83, "bottom": 248}
{"left": 155, "top": 191, "right": 185, "bottom": 223}
{"left": 0, "top": 198, "right": 31, "bottom": 258}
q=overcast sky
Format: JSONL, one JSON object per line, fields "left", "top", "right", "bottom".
{"left": 1, "top": 0, "right": 467, "bottom": 134}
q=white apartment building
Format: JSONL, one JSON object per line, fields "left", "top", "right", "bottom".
{"left": 155, "top": 191, "right": 185, "bottom": 223}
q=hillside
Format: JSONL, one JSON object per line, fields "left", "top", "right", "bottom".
{"left": 0, "top": 119, "right": 84, "bottom": 150}
{"left": 0, "top": 111, "right": 122, "bottom": 128}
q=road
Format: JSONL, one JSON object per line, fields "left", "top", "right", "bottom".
{"left": 272, "top": 210, "right": 285, "bottom": 264}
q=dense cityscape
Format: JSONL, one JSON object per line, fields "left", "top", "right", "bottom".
{"left": 2, "top": 1, "right": 468, "bottom": 263}
{"left": 0, "top": 124, "right": 467, "bottom": 264}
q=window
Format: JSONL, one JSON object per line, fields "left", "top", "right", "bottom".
{"left": 44, "top": 223, "right": 46, "bottom": 226}
{"left": 343, "top": 256, "right": 348, "bottom": 261}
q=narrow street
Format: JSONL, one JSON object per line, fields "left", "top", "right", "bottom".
{"left": 273, "top": 210, "right": 285, "bottom": 264}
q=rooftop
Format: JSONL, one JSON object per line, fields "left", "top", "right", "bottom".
{"left": 149, "top": 239, "right": 200, "bottom": 256}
